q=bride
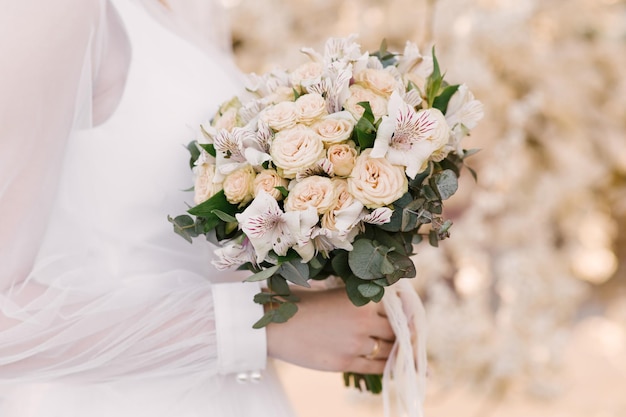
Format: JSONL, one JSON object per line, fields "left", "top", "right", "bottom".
{"left": 0, "top": 0, "right": 396, "bottom": 416}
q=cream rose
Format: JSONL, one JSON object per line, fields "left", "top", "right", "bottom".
{"left": 321, "top": 178, "right": 355, "bottom": 230}
{"left": 194, "top": 163, "right": 222, "bottom": 205}
{"left": 343, "top": 84, "right": 388, "bottom": 121}
{"left": 267, "top": 86, "right": 296, "bottom": 104}
{"left": 347, "top": 148, "right": 408, "bottom": 208}
{"left": 295, "top": 93, "right": 328, "bottom": 125}
{"left": 253, "top": 169, "right": 289, "bottom": 201}
{"left": 284, "top": 175, "right": 337, "bottom": 214}
{"left": 312, "top": 112, "right": 355, "bottom": 146}
{"left": 327, "top": 143, "right": 357, "bottom": 177}
{"left": 290, "top": 61, "right": 324, "bottom": 90}
{"left": 269, "top": 125, "right": 326, "bottom": 179}
{"left": 259, "top": 101, "right": 297, "bottom": 131}
{"left": 354, "top": 68, "right": 399, "bottom": 97}
{"left": 212, "top": 107, "right": 239, "bottom": 131}
{"left": 223, "top": 165, "right": 256, "bottom": 206}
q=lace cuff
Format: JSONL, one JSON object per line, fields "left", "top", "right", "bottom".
{"left": 212, "top": 281, "right": 267, "bottom": 375}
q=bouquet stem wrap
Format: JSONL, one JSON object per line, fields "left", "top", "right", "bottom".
{"left": 382, "top": 279, "right": 428, "bottom": 417}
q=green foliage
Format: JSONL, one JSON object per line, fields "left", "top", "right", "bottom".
{"left": 354, "top": 102, "right": 378, "bottom": 149}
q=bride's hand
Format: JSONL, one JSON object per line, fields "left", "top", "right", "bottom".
{"left": 265, "top": 287, "right": 395, "bottom": 374}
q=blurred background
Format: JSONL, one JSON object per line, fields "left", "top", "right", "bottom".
{"left": 224, "top": 0, "right": 626, "bottom": 415}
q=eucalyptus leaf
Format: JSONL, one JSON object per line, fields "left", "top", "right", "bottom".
{"left": 385, "top": 252, "right": 417, "bottom": 284}
{"left": 428, "top": 230, "right": 439, "bottom": 247}
{"left": 167, "top": 215, "right": 198, "bottom": 243}
{"left": 380, "top": 257, "right": 395, "bottom": 275}
{"left": 348, "top": 239, "right": 385, "bottom": 280}
{"left": 433, "top": 169, "right": 459, "bottom": 200}
{"left": 279, "top": 260, "right": 311, "bottom": 287}
{"left": 245, "top": 264, "right": 281, "bottom": 282}
{"left": 330, "top": 250, "right": 351, "bottom": 278}
{"left": 345, "top": 276, "right": 371, "bottom": 306}
{"left": 252, "top": 302, "right": 298, "bottom": 328}
{"left": 268, "top": 275, "right": 290, "bottom": 295}
{"left": 186, "top": 141, "right": 201, "bottom": 169}
{"left": 357, "top": 282, "right": 383, "bottom": 298}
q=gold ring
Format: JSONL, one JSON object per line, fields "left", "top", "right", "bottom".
{"left": 365, "top": 338, "right": 381, "bottom": 360}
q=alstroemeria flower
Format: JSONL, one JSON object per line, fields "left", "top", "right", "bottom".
{"left": 236, "top": 191, "right": 318, "bottom": 263}
{"left": 371, "top": 92, "right": 450, "bottom": 179}
{"left": 212, "top": 236, "right": 257, "bottom": 270}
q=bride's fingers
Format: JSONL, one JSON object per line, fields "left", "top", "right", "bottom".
{"left": 370, "top": 313, "right": 395, "bottom": 342}
{"left": 361, "top": 337, "right": 394, "bottom": 361}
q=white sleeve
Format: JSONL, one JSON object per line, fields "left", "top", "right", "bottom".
{"left": 0, "top": 0, "right": 266, "bottom": 383}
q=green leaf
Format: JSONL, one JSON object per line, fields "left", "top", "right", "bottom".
{"left": 345, "top": 276, "right": 371, "bottom": 306}
{"left": 428, "top": 229, "right": 439, "bottom": 247}
{"left": 354, "top": 102, "right": 377, "bottom": 149}
{"left": 380, "top": 257, "right": 395, "bottom": 275}
{"left": 198, "top": 143, "right": 217, "bottom": 158}
{"left": 384, "top": 252, "right": 417, "bottom": 284}
{"left": 245, "top": 264, "right": 281, "bottom": 282}
{"left": 357, "top": 282, "right": 383, "bottom": 298}
{"left": 268, "top": 275, "right": 290, "bottom": 295}
{"left": 252, "top": 302, "right": 299, "bottom": 328}
{"left": 275, "top": 186, "right": 289, "bottom": 198}
{"left": 212, "top": 209, "right": 238, "bottom": 223}
{"left": 433, "top": 169, "right": 459, "bottom": 200}
{"left": 188, "top": 190, "right": 236, "bottom": 217}
{"left": 425, "top": 46, "right": 443, "bottom": 107}
{"left": 186, "top": 141, "right": 201, "bottom": 169}
{"left": 421, "top": 184, "right": 439, "bottom": 202}
{"left": 253, "top": 292, "right": 275, "bottom": 304}
{"left": 330, "top": 250, "right": 351, "bottom": 278}
{"left": 167, "top": 214, "right": 198, "bottom": 243}
{"left": 348, "top": 239, "right": 386, "bottom": 280}
{"left": 279, "top": 260, "right": 311, "bottom": 287}
{"left": 432, "top": 84, "right": 460, "bottom": 114}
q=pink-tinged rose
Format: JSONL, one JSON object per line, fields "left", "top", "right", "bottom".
{"left": 354, "top": 68, "right": 399, "bottom": 97}
{"left": 321, "top": 178, "right": 356, "bottom": 231}
{"left": 290, "top": 61, "right": 324, "bottom": 90}
{"left": 284, "top": 175, "right": 337, "bottom": 215}
{"left": 270, "top": 125, "right": 326, "bottom": 179}
{"left": 194, "top": 163, "right": 222, "bottom": 205}
{"left": 259, "top": 101, "right": 297, "bottom": 131}
{"left": 267, "top": 86, "right": 297, "bottom": 104}
{"left": 312, "top": 111, "right": 355, "bottom": 146}
{"left": 253, "top": 169, "right": 289, "bottom": 201}
{"left": 212, "top": 107, "right": 239, "bottom": 131}
{"left": 348, "top": 148, "right": 408, "bottom": 208}
{"left": 295, "top": 93, "right": 328, "bottom": 125}
{"left": 223, "top": 165, "right": 256, "bottom": 206}
{"left": 343, "top": 84, "right": 388, "bottom": 121}
{"left": 327, "top": 143, "right": 357, "bottom": 177}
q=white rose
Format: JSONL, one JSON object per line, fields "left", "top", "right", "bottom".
{"left": 295, "top": 93, "right": 328, "bottom": 125}
{"left": 194, "top": 162, "right": 222, "bottom": 205}
{"left": 290, "top": 61, "right": 324, "bottom": 90}
{"left": 343, "top": 84, "right": 388, "bottom": 121}
{"left": 354, "top": 68, "right": 399, "bottom": 97}
{"left": 347, "top": 149, "right": 408, "bottom": 208}
{"left": 284, "top": 175, "right": 337, "bottom": 214}
{"left": 270, "top": 125, "right": 326, "bottom": 179}
{"left": 253, "top": 169, "right": 289, "bottom": 201}
{"left": 327, "top": 142, "right": 357, "bottom": 177}
{"left": 312, "top": 111, "right": 355, "bottom": 146}
{"left": 259, "top": 101, "right": 297, "bottom": 131}
{"left": 267, "top": 86, "right": 296, "bottom": 104}
{"left": 223, "top": 165, "right": 256, "bottom": 206}
{"left": 321, "top": 178, "right": 355, "bottom": 230}
{"left": 212, "top": 107, "right": 239, "bottom": 131}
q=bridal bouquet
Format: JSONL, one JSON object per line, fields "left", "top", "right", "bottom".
{"left": 170, "top": 36, "right": 482, "bottom": 399}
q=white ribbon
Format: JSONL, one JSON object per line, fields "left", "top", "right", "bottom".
{"left": 382, "top": 279, "right": 428, "bottom": 417}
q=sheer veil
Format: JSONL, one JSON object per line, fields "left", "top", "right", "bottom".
{"left": 0, "top": 0, "right": 264, "bottom": 386}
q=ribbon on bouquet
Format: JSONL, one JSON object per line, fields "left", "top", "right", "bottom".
{"left": 382, "top": 279, "right": 428, "bottom": 417}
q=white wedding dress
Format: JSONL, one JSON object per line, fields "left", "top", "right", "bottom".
{"left": 0, "top": 1, "right": 295, "bottom": 416}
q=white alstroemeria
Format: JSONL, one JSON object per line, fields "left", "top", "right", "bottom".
{"left": 245, "top": 69, "right": 290, "bottom": 98}
{"left": 212, "top": 236, "right": 256, "bottom": 270}
{"left": 371, "top": 92, "right": 450, "bottom": 179}
{"left": 311, "top": 226, "right": 355, "bottom": 258}
{"left": 445, "top": 84, "right": 484, "bottom": 131}
{"left": 213, "top": 127, "right": 256, "bottom": 179}
{"left": 241, "top": 122, "right": 272, "bottom": 168}
{"left": 361, "top": 207, "right": 393, "bottom": 225}
{"left": 302, "top": 34, "right": 363, "bottom": 66}
{"left": 236, "top": 191, "right": 319, "bottom": 263}
{"left": 396, "top": 41, "right": 434, "bottom": 80}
